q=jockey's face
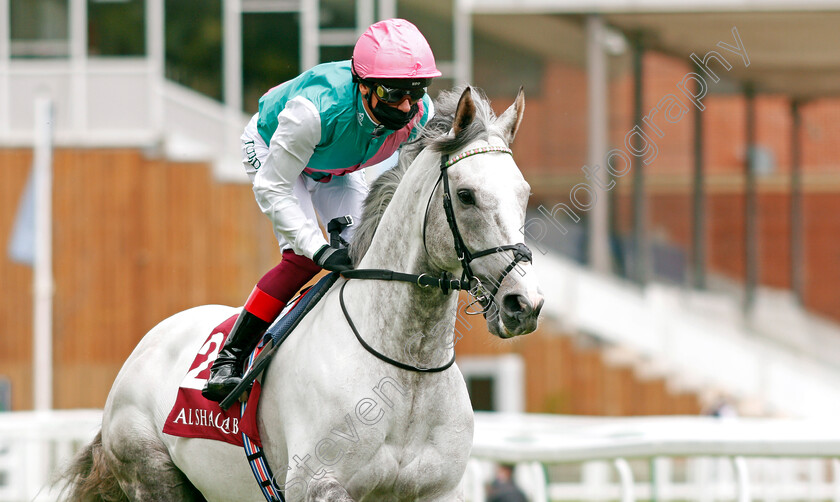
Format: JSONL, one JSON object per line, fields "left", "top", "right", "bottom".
{"left": 360, "top": 84, "right": 414, "bottom": 116}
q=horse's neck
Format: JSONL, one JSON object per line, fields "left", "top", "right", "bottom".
{"left": 350, "top": 164, "right": 458, "bottom": 368}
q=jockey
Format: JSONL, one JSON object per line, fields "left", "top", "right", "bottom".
{"left": 202, "top": 18, "right": 441, "bottom": 402}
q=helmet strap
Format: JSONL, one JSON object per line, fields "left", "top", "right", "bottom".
{"left": 350, "top": 57, "right": 362, "bottom": 84}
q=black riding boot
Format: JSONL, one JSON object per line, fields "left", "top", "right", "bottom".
{"left": 201, "top": 310, "right": 271, "bottom": 402}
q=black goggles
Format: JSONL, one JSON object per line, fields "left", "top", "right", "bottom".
{"left": 372, "top": 83, "right": 426, "bottom": 104}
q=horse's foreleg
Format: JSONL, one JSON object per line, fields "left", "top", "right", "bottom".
{"left": 305, "top": 477, "right": 355, "bottom": 502}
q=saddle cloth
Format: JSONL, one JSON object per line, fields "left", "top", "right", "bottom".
{"left": 162, "top": 273, "right": 337, "bottom": 447}
{"left": 162, "top": 312, "right": 263, "bottom": 447}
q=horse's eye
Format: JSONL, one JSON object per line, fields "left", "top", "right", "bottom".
{"left": 457, "top": 189, "right": 475, "bottom": 206}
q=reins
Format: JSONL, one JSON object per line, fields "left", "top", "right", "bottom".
{"left": 339, "top": 281, "right": 456, "bottom": 372}
{"left": 339, "top": 144, "right": 533, "bottom": 373}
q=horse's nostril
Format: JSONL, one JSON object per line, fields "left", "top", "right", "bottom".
{"left": 502, "top": 294, "right": 532, "bottom": 319}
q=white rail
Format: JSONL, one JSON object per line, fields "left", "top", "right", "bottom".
{"left": 0, "top": 410, "right": 101, "bottom": 502}
{"left": 2, "top": 410, "right": 840, "bottom": 502}
{"left": 465, "top": 412, "right": 840, "bottom": 502}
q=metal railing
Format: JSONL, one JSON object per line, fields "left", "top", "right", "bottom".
{"left": 465, "top": 413, "right": 840, "bottom": 502}
{"left": 0, "top": 58, "right": 249, "bottom": 182}
{"left": 466, "top": 456, "right": 840, "bottom": 502}
{"left": 0, "top": 410, "right": 101, "bottom": 502}
{"left": 2, "top": 410, "right": 840, "bottom": 502}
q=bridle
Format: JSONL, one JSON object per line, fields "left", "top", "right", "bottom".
{"left": 340, "top": 144, "right": 533, "bottom": 371}
{"left": 225, "top": 145, "right": 535, "bottom": 502}
{"left": 424, "top": 146, "right": 533, "bottom": 314}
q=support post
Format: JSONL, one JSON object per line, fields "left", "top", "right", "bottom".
{"left": 454, "top": 0, "right": 473, "bottom": 86}
{"left": 614, "top": 458, "right": 636, "bottom": 502}
{"left": 223, "top": 0, "right": 243, "bottom": 176}
{"left": 69, "top": 0, "right": 88, "bottom": 133}
{"left": 744, "top": 84, "right": 757, "bottom": 312}
{"left": 224, "top": 0, "right": 243, "bottom": 115}
{"left": 790, "top": 99, "right": 804, "bottom": 304}
{"left": 0, "top": 0, "right": 9, "bottom": 135}
{"left": 733, "top": 456, "right": 751, "bottom": 502}
{"left": 357, "top": 0, "right": 375, "bottom": 34}
{"left": 377, "top": 0, "right": 396, "bottom": 21}
{"left": 586, "top": 15, "right": 610, "bottom": 274}
{"left": 631, "top": 33, "right": 647, "bottom": 284}
{"left": 300, "top": 0, "right": 319, "bottom": 72}
{"left": 692, "top": 62, "right": 706, "bottom": 289}
{"left": 147, "top": 0, "right": 165, "bottom": 134}
{"left": 33, "top": 97, "right": 54, "bottom": 411}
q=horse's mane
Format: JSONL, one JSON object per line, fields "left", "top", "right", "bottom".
{"left": 349, "top": 87, "right": 507, "bottom": 265}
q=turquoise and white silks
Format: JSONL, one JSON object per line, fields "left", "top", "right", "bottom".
{"left": 241, "top": 61, "right": 433, "bottom": 260}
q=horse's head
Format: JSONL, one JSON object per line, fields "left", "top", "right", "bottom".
{"left": 422, "top": 87, "right": 544, "bottom": 338}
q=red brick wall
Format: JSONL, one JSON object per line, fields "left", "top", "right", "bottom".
{"left": 0, "top": 149, "right": 283, "bottom": 410}
{"left": 487, "top": 52, "right": 840, "bottom": 323}
{"left": 803, "top": 193, "right": 840, "bottom": 316}
{"left": 802, "top": 100, "right": 840, "bottom": 172}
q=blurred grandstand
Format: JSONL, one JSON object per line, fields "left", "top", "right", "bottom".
{"left": 2, "top": 0, "right": 840, "bottom": 500}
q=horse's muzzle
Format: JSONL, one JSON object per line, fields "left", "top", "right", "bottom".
{"left": 499, "top": 293, "right": 544, "bottom": 337}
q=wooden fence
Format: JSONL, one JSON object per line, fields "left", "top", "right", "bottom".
{"left": 1, "top": 148, "right": 281, "bottom": 409}
{"left": 1, "top": 148, "right": 700, "bottom": 414}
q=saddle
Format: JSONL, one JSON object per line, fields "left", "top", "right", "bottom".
{"left": 161, "top": 272, "right": 339, "bottom": 447}
{"left": 218, "top": 215, "right": 353, "bottom": 410}
{"left": 219, "top": 271, "right": 340, "bottom": 410}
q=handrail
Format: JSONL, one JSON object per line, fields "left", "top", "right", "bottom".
{"left": 471, "top": 413, "right": 840, "bottom": 462}
{"left": 2, "top": 411, "right": 840, "bottom": 502}
{"left": 467, "top": 413, "right": 840, "bottom": 502}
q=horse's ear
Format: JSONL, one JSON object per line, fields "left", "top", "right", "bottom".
{"left": 452, "top": 86, "right": 476, "bottom": 137}
{"left": 498, "top": 86, "right": 525, "bottom": 144}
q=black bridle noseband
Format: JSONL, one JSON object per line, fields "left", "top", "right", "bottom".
{"left": 341, "top": 145, "right": 533, "bottom": 371}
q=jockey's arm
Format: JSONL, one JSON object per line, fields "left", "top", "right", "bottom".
{"left": 252, "top": 97, "right": 329, "bottom": 260}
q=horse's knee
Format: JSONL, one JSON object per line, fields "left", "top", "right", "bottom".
{"left": 306, "top": 477, "right": 355, "bottom": 502}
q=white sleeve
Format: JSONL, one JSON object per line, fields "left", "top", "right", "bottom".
{"left": 252, "top": 96, "right": 329, "bottom": 259}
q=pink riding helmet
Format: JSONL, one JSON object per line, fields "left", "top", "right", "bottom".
{"left": 353, "top": 19, "right": 442, "bottom": 82}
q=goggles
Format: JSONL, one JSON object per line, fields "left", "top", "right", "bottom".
{"left": 372, "top": 83, "right": 426, "bottom": 104}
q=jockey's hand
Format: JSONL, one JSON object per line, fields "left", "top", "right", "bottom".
{"left": 314, "top": 245, "right": 353, "bottom": 272}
